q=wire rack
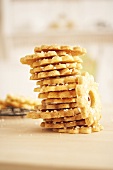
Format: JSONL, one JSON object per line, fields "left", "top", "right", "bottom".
{"left": 0, "top": 107, "right": 31, "bottom": 118}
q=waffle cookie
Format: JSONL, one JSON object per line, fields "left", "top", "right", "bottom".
{"left": 36, "top": 76, "right": 78, "bottom": 86}
{"left": 38, "top": 90, "right": 77, "bottom": 99}
{"left": 20, "top": 50, "right": 84, "bottom": 66}
{"left": 20, "top": 44, "right": 103, "bottom": 134}
{"left": 40, "top": 119, "right": 86, "bottom": 128}
{"left": 21, "top": 54, "right": 83, "bottom": 67}
{"left": 53, "top": 123, "right": 103, "bottom": 134}
{"left": 0, "top": 99, "right": 6, "bottom": 110}
{"left": 42, "top": 98, "right": 77, "bottom": 104}
{"left": 31, "top": 56, "right": 83, "bottom": 68}
{"left": 30, "top": 63, "right": 82, "bottom": 74}
{"left": 30, "top": 68, "right": 80, "bottom": 80}
{"left": 27, "top": 108, "right": 81, "bottom": 119}
{"left": 34, "top": 45, "right": 86, "bottom": 55}
{"left": 5, "top": 94, "right": 39, "bottom": 110}
{"left": 35, "top": 102, "right": 78, "bottom": 110}
{"left": 34, "top": 83, "right": 77, "bottom": 93}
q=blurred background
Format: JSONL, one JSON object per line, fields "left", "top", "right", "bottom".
{"left": 0, "top": 0, "right": 113, "bottom": 106}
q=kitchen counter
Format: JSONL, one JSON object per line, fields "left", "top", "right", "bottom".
{"left": 0, "top": 106, "right": 113, "bottom": 170}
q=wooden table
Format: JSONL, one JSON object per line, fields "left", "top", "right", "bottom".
{"left": 0, "top": 106, "right": 113, "bottom": 170}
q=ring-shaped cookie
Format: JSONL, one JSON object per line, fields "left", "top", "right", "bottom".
{"left": 76, "top": 72, "right": 101, "bottom": 125}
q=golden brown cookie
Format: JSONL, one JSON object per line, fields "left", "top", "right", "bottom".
{"left": 42, "top": 98, "right": 77, "bottom": 105}
{"left": 34, "top": 83, "right": 77, "bottom": 93}
{"left": 38, "top": 90, "right": 77, "bottom": 99}
{"left": 5, "top": 96, "right": 22, "bottom": 108}
{"left": 35, "top": 102, "right": 77, "bottom": 110}
{"left": 5, "top": 94, "right": 40, "bottom": 109}
{"left": 53, "top": 123, "right": 103, "bottom": 134}
{"left": 40, "top": 119, "right": 86, "bottom": 129}
{"left": 27, "top": 108, "right": 80, "bottom": 119}
{"left": 30, "top": 55, "right": 83, "bottom": 68}
{"left": 21, "top": 51, "right": 80, "bottom": 65}
{"left": 20, "top": 51, "right": 58, "bottom": 65}
{"left": 20, "top": 45, "right": 86, "bottom": 65}
{"left": 30, "top": 63, "right": 82, "bottom": 74}
{"left": 36, "top": 76, "right": 78, "bottom": 86}
{"left": 85, "top": 112, "right": 102, "bottom": 126}
{"left": 20, "top": 53, "right": 44, "bottom": 64}
{"left": 30, "top": 68, "right": 80, "bottom": 80}
{"left": 34, "top": 45, "right": 86, "bottom": 56}
{"left": 53, "top": 126, "right": 80, "bottom": 134}
{"left": 44, "top": 114, "right": 83, "bottom": 122}
{"left": 75, "top": 72, "right": 102, "bottom": 125}
{"left": 0, "top": 99, "right": 6, "bottom": 110}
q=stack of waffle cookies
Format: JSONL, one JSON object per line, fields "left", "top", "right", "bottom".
{"left": 20, "top": 45, "right": 103, "bottom": 134}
